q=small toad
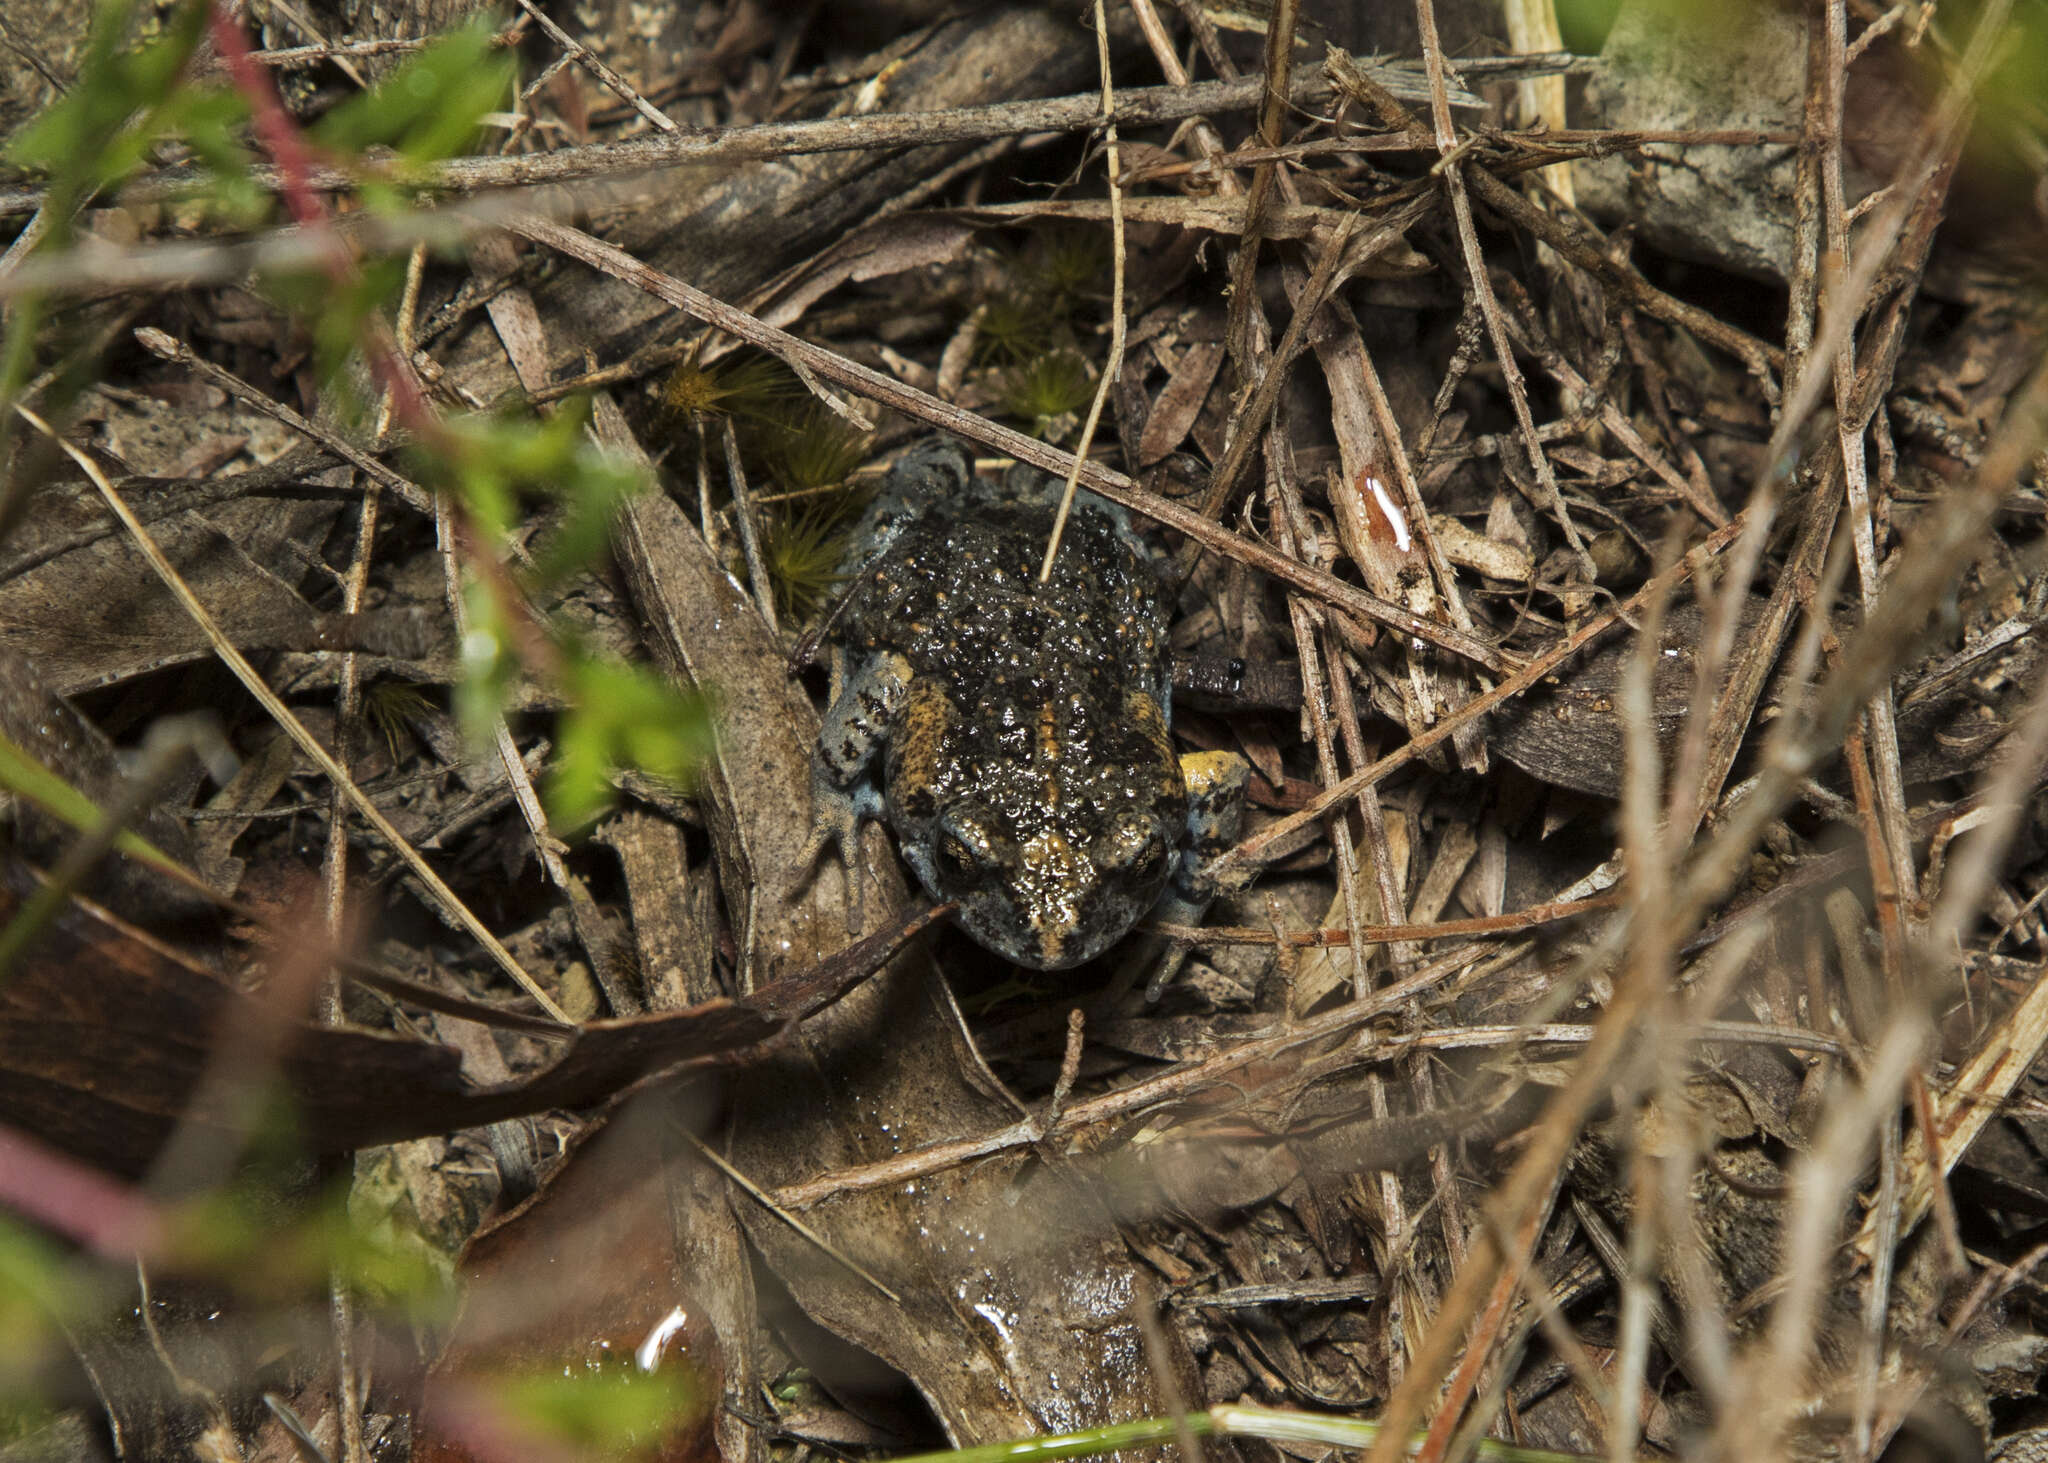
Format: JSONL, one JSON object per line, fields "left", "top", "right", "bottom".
{"left": 803, "top": 438, "right": 1245, "bottom": 971}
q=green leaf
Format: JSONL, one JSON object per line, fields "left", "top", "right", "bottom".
{"left": 529, "top": 463, "right": 646, "bottom": 590}
{"left": 546, "top": 655, "right": 712, "bottom": 830}
{"left": 311, "top": 19, "right": 511, "bottom": 165}
{"left": 3, "top": 0, "right": 142, "bottom": 174}
{"left": 453, "top": 577, "right": 518, "bottom": 753}
{"left": 0, "top": 729, "right": 212, "bottom": 984}
{"left": 260, "top": 254, "right": 408, "bottom": 396}
{"left": 4, "top": 0, "right": 211, "bottom": 195}
{"left": 413, "top": 411, "right": 712, "bottom": 830}
{"left": 0, "top": 1218, "right": 70, "bottom": 1346}
{"left": 161, "top": 85, "right": 261, "bottom": 223}
{"left": 428, "top": 404, "right": 651, "bottom": 589}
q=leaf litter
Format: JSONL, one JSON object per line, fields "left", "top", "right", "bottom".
{"left": 1, "top": 2, "right": 2047, "bottom": 1463}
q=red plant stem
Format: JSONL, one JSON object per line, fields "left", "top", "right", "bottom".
{"left": 0, "top": 1124, "right": 167, "bottom": 1257}
{"left": 207, "top": 3, "right": 328, "bottom": 230}
{"left": 205, "top": 0, "right": 432, "bottom": 430}
{"left": 203, "top": 4, "right": 580, "bottom": 725}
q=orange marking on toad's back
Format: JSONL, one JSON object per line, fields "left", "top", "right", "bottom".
{"left": 893, "top": 679, "right": 951, "bottom": 819}
{"left": 1035, "top": 703, "right": 1062, "bottom": 805}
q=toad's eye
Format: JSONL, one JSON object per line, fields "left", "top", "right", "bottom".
{"left": 936, "top": 834, "right": 979, "bottom": 884}
{"left": 1124, "top": 837, "right": 1168, "bottom": 886}
{"left": 1097, "top": 811, "right": 1168, "bottom": 886}
{"left": 932, "top": 809, "right": 1000, "bottom": 888}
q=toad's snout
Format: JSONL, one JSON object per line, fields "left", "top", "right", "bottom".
{"left": 1019, "top": 828, "right": 1095, "bottom": 966}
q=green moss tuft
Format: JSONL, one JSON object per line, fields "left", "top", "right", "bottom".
{"left": 762, "top": 500, "right": 861, "bottom": 623}
{"left": 974, "top": 290, "right": 1056, "bottom": 364}
{"left": 756, "top": 401, "right": 871, "bottom": 493}
{"left": 998, "top": 348, "right": 1095, "bottom": 437}
{"left": 1020, "top": 223, "right": 1108, "bottom": 310}
{"left": 363, "top": 680, "right": 436, "bottom": 762}
{"left": 660, "top": 350, "right": 801, "bottom": 424}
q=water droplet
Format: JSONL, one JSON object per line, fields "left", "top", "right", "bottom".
{"left": 636, "top": 1305, "right": 691, "bottom": 1371}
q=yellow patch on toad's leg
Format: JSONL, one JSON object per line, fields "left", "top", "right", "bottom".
{"left": 1124, "top": 687, "right": 1174, "bottom": 760}
{"left": 887, "top": 676, "right": 955, "bottom": 823}
{"left": 1178, "top": 749, "right": 1251, "bottom": 882}
{"left": 1120, "top": 689, "right": 1189, "bottom": 816}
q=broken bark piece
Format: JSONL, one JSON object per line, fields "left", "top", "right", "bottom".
{"left": 1488, "top": 598, "right": 1772, "bottom": 799}
{"left": 0, "top": 476, "right": 349, "bottom": 695}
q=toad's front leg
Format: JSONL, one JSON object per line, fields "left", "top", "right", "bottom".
{"left": 796, "top": 647, "right": 912, "bottom": 925}
{"left": 1130, "top": 749, "right": 1250, "bottom": 1003}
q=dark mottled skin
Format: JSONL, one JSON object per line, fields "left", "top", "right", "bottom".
{"left": 806, "top": 438, "right": 1240, "bottom": 970}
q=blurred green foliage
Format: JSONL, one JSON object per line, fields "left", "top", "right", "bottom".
{"left": 1, "top": 7, "right": 715, "bottom": 1434}
{"left": 2, "top": 0, "right": 244, "bottom": 430}
{"left": 421, "top": 404, "right": 713, "bottom": 831}
{"left": 484, "top": 1360, "right": 705, "bottom": 1457}
{"left": 3, "top": 0, "right": 249, "bottom": 224}
{"left": 1551, "top": 0, "right": 1625, "bottom": 53}
{"left": 312, "top": 20, "right": 511, "bottom": 176}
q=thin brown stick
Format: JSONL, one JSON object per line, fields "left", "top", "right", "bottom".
{"left": 1126, "top": 127, "right": 1803, "bottom": 183}
{"left": 1462, "top": 166, "right": 1785, "bottom": 390}
{"left": 257, "top": 0, "right": 371, "bottom": 91}
{"left": 764, "top": 946, "right": 1499, "bottom": 1210}
{"left": 509, "top": 0, "right": 677, "bottom": 134}
{"left": 131, "top": 327, "right": 434, "bottom": 516}
{"left": 1414, "top": 0, "right": 1591, "bottom": 579}
{"left": 1816, "top": 0, "right": 1917, "bottom": 926}
{"left": 1207, "top": 510, "right": 1752, "bottom": 884}
{"left": 721, "top": 416, "right": 778, "bottom": 633}
{"left": 1166, "top": 0, "right": 1237, "bottom": 78}
{"left": 1192, "top": 206, "right": 1383, "bottom": 535}
{"left": 1266, "top": 429, "right": 1372, "bottom": 1002}
{"left": 0, "top": 63, "right": 1533, "bottom": 220}
{"left": 1155, "top": 892, "right": 1616, "bottom": 948}
{"left": 502, "top": 211, "right": 1509, "bottom": 670}
{"left": 678, "top": 1130, "right": 902, "bottom": 1305}
{"left": 1671, "top": 0, "right": 1999, "bottom": 846}
{"left": 1609, "top": 565, "right": 1681, "bottom": 1463}
{"left": 1129, "top": 0, "right": 1244, "bottom": 186}
{"left": 1220, "top": 0, "right": 1299, "bottom": 379}
{"left": 1718, "top": 1020, "right": 1928, "bottom": 1462}
{"left": 1494, "top": 292, "right": 1728, "bottom": 528}
{"left": 1040, "top": 0, "right": 1126, "bottom": 581}
{"left": 241, "top": 30, "right": 520, "bottom": 67}
{"left": 1351, "top": 321, "right": 2045, "bottom": 1453}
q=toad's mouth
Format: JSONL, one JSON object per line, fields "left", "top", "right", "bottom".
{"left": 946, "top": 884, "right": 1150, "bottom": 969}
{"left": 940, "top": 826, "right": 1166, "bottom": 970}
